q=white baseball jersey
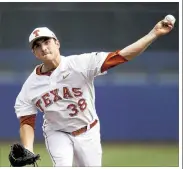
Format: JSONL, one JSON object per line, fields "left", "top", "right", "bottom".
{"left": 14, "top": 52, "right": 108, "bottom": 132}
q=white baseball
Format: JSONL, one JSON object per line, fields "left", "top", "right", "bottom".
{"left": 164, "top": 14, "right": 176, "bottom": 25}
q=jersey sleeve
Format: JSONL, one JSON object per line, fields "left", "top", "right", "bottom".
{"left": 86, "top": 51, "right": 128, "bottom": 76}
{"left": 14, "top": 85, "right": 37, "bottom": 119}
{"left": 87, "top": 52, "right": 109, "bottom": 77}
{"left": 101, "top": 50, "right": 128, "bottom": 72}
{"left": 68, "top": 50, "right": 128, "bottom": 80}
{"left": 69, "top": 52, "right": 109, "bottom": 79}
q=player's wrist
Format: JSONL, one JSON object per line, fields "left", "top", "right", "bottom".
{"left": 147, "top": 30, "right": 159, "bottom": 40}
{"left": 24, "top": 145, "right": 34, "bottom": 153}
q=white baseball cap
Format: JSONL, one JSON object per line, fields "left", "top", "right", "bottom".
{"left": 29, "top": 27, "right": 57, "bottom": 48}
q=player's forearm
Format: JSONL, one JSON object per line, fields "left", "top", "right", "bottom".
{"left": 20, "top": 124, "right": 35, "bottom": 152}
{"left": 119, "top": 31, "right": 158, "bottom": 60}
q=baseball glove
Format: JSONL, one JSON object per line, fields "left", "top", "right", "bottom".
{"left": 9, "top": 143, "right": 40, "bottom": 167}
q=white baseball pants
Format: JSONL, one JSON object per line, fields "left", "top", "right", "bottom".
{"left": 43, "top": 123, "right": 102, "bottom": 167}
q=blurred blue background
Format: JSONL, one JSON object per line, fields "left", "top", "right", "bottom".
{"left": 0, "top": 2, "right": 179, "bottom": 142}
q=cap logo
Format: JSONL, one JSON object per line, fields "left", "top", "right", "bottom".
{"left": 33, "top": 30, "right": 40, "bottom": 37}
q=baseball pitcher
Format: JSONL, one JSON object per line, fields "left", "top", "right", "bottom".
{"left": 10, "top": 16, "right": 175, "bottom": 167}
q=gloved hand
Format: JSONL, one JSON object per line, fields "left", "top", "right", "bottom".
{"left": 9, "top": 143, "right": 40, "bottom": 167}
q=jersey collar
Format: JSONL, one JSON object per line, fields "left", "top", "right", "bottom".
{"left": 35, "top": 55, "right": 65, "bottom": 76}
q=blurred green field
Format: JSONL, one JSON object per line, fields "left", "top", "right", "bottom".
{"left": 0, "top": 142, "right": 179, "bottom": 167}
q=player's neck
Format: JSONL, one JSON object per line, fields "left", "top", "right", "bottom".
{"left": 41, "top": 55, "right": 61, "bottom": 73}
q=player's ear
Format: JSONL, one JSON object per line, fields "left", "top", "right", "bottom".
{"left": 55, "top": 40, "right": 60, "bottom": 49}
{"left": 32, "top": 49, "right": 35, "bottom": 55}
{"left": 32, "top": 49, "right": 38, "bottom": 58}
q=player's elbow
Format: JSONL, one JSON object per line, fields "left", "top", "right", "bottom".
{"left": 19, "top": 114, "right": 36, "bottom": 130}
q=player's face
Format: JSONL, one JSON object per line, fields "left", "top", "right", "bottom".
{"left": 32, "top": 37, "right": 60, "bottom": 61}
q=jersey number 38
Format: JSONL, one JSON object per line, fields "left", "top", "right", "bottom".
{"left": 67, "top": 99, "right": 87, "bottom": 117}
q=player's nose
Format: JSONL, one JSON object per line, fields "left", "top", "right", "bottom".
{"left": 40, "top": 44, "right": 48, "bottom": 52}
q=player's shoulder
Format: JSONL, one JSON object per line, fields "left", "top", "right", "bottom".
{"left": 63, "top": 53, "right": 91, "bottom": 65}
{"left": 65, "top": 52, "right": 106, "bottom": 62}
{"left": 65, "top": 52, "right": 93, "bottom": 59}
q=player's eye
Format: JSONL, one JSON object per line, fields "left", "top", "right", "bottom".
{"left": 33, "top": 44, "right": 40, "bottom": 49}
{"left": 44, "top": 40, "right": 50, "bottom": 45}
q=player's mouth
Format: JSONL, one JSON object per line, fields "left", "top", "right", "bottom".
{"left": 42, "top": 53, "right": 51, "bottom": 57}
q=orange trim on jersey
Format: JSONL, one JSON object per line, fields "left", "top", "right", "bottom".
{"left": 101, "top": 50, "right": 128, "bottom": 73}
{"left": 36, "top": 64, "right": 53, "bottom": 76}
{"left": 20, "top": 114, "right": 36, "bottom": 130}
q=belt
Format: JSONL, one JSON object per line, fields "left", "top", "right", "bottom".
{"left": 71, "top": 119, "right": 98, "bottom": 136}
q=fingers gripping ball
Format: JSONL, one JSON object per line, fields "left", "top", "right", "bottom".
{"left": 164, "top": 14, "right": 176, "bottom": 25}
{"left": 9, "top": 143, "right": 40, "bottom": 167}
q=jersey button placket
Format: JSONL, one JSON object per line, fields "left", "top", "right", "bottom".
{"left": 49, "top": 76, "right": 56, "bottom": 86}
